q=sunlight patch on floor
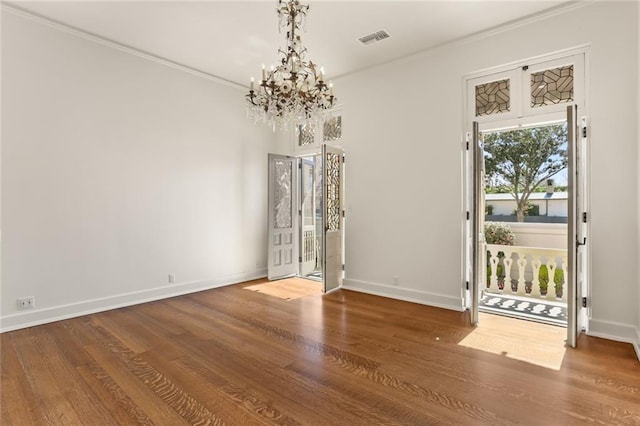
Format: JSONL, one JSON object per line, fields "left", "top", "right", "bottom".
{"left": 244, "top": 278, "right": 322, "bottom": 301}
{"left": 458, "top": 313, "right": 567, "bottom": 370}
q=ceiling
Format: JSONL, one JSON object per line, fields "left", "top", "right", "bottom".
{"left": 6, "top": 1, "right": 574, "bottom": 88}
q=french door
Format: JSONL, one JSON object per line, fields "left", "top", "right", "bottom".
{"left": 267, "top": 147, "right": 345, "bottom": 292}
{"left": 567, "top": 104, "right": 589, "bottom": 347}
{"left": 468, "top": 106, "right": 588, "bottom": 348}
{"left": 267, "top": 154, "right": 298, "bottom": 280}
{"left": 323, "top": 145, "right": 344, "bottom": 293}
{"left": 470, "top": 122, "right": 485, "bottom": 325}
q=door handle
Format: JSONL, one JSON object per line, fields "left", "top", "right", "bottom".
{"left": 577, "top": 237, "right": 586, "bottom": 246}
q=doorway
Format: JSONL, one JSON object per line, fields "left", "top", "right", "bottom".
{"left": 477, "top": 121, "right": 570, "bottom": 327}
{"left": 299, "top": 154, "right": 324, "bottom": 281}
{"left": 267, "top": 145, "right": 345, "bottom": 293}
{"left": 464, "top": 50, "right": 589, "bottom": 348}
{"left": 468, "top": 105, "right": 588, "bottom": 348}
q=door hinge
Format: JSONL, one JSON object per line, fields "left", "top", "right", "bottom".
{"left": 299, "top": 209, "right": 302, "bottom": 216}
{"left": 342, "top": 210, "right": 346, "bottom": 218}
{"left": 298, "top": 162, "right": 302, "bottom": 169}
{"left": 466, "top": 141, "right": 469, "bottom": 150}
{"left": 582, "top": 126, "right": 587, "bottom": 138}
{"left": 342, "top": 264, "right": 345, "bottom": 271}
{"left": 582, "top": 212, "right": 587, "bottom": 223}
{"left": 582, "top": 297, "right": 587, "bottom": 308}
{"left": 466, "top": 211, "right": 470, "bottom": 220}
{"left": 299, "top": 256, "right": 302, "bottom": 263}
{"left": 342, "top": 155, "right": 346, "bottom": 164}
{"left": 466, "top": 281, "right": 469, "bottom": 290}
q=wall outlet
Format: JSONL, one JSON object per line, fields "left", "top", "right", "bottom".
{"left": 393, "top": 275, "right": 399, "bottom": 286}
{"left": 168, "top": 274, "right": 175, "bottom": 284}
{"left": 17, "top": 296, "right": 35, "bottom": 310}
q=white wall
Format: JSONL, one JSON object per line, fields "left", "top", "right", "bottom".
{"left": 507, "top": 223, "right": 567, "bottom": 250}
{"left": 339, "top": 1, "right": 639, "bottom": 344}
{"left": 1, "top": 10, "right": 276, "bottom": 331}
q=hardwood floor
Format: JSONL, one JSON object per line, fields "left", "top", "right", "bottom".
{"left": 2, "top": 278, "right": 639, "bottom": 425}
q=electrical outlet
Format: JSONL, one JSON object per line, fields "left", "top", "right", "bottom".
{"left": 17, "top": 296, "right": 35, "bottom": 310}
{"left": 168, "top": 274, "right": 175, "bottom": 284}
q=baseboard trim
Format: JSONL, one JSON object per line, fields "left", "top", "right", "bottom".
{"left": 342, "top": 278, "right": 464, "bottom": 312}
{"left": 587, "top": 318, "right": 640, "bottom": 363}
{"left": 0, "top": 269, "right": 267, "bottom": 333}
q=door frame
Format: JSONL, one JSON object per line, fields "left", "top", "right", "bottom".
{"left": 463, "top": 49, "right": 590, "bottom": 344}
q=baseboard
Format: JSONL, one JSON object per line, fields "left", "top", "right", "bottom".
{"left": 0, "top": 269, "right": 267, "bottom": 333}
{"left": 342, "top": 278, "right": 465, "bottom": 312}
{"left": 587, "top": 318, "right": 640, "bottom": 363}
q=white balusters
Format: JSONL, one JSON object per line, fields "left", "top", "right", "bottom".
{"left": 485, "top": 244, "right": 567, "bottom": 304}
{"left": 489, "top": 254, "right": 500, "bottom": 293}
{"left": 531, "top": 256, "right": 542, "bottom": 298}
{"left": 545, "top": 258, "right": 557, "bottom": 301}
{"left": 516, "top": 257, "right": 527, "bottom": 296}
{"left": 502, "top": 249, "right": 513, "bottom": 293}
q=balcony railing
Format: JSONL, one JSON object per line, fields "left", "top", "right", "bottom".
{"left": 485, "top": 244, "right": 567, "bottom": 303}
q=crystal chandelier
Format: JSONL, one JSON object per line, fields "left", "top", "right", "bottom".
{"left": 246, "top": 0, "right": 337, "bottom": 130}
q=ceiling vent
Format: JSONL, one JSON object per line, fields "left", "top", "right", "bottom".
{"left": 358, "top": 29, "right": 391, "bottom": 46}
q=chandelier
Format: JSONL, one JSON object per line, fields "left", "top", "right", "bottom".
{"left": 246, "top": 0, "right": 337, "bottom": 129}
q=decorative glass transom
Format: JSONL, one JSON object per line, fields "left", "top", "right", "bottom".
{"left": 274, "top": 160, "right": 292, "bottom": 229}
{"left": 298, "top": 123, "right": 315, "bottom": 147}
{"left": 531, "top": 65, "right": 574, "bottom": 107}
{"left": 325, "top": 153, "right": 341, "bottom": 231}
{"left": 323, "top": 116, "right": 342, "bottom": 142}
{"left": 475, "top": 79, "right": 510, "bottom": 117}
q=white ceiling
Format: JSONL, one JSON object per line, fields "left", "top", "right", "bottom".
{"left": 7, "top": 1, "right": 573, "bottom": 87}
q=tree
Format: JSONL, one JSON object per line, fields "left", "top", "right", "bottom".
{"left": 484, "top": 124, "right": 567, "bottom": 222}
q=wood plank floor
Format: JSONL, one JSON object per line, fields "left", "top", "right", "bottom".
{"left": 2, "top": 278, "right": 639, "bottom": 425}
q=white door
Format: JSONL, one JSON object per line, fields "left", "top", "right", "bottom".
{"left": 323, "top": 144, "right": 344, "bottom": 292}
{"left": 470, "top": 122, "right": 486, "bottom": 325}
{"left": 567, "top": 105, "right": 589, "bottom": 347}
{"left": 267, "top": 154, "right": 298, "bottom": 280}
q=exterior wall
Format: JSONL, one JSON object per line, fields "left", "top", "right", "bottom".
{"left": 338, "top": 1, "right": 639, "bottom": 344}
{"left": 508, "top": 223, "right": 567, "bottom": 250}
{"left": 1, "top": 10, "right": 276, "bottom": 330}
{"left": 487, "top": 198, "right": 567, "bottom": 217}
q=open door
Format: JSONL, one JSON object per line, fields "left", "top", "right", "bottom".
{"left": 470, "top": 122, "right": 485, "bottom": 325}
{"left": 567, "top": 105, "right": 588, "bottom": 347}
{"left": 267, "top": 154, "right": 298, "bottom": 280}
{"left": 323, "top": 144, "right": 344, "bottom": 292}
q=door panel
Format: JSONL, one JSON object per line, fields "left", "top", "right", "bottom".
{"left": 323, "top": 145, "right": 344, "bottom": 293}
{"left": 567, "top": 105, "right": 589, "bottom": 346}
{"left": 268, "top": 154, "right": 298, "bottom": 280}
{"left": 471, "top": 122, "right": 485, "bottom": 325}
{"left": 576, "top": 116, "right": 589, "bottom": 332}
{"left": 566, "top": 105, "right": 578, "bottom": 347}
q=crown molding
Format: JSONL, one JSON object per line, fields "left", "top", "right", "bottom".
{"left": 334, "top": 0, "right": 592, "bottom": 82}
{"left": 1, "top": 3, "right": 247, "bottom": 91}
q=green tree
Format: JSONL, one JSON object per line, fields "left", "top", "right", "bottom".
{"left": 484, "top": 124, "right": 567, "bottom": 222}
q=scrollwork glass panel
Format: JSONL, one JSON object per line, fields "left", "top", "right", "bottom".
{"left": 298, "top": 123, "right": 315, "bottom": 146}
{"left": 274, "top": 160, "right": 292, "bottom": 229}
{"left": 323, "top": 116, "right": 342, "bottom": 142}
{"left": 531, "top": 65, "right": 573, "bottom": 107}
{"left": 475, "top": 79, "right": 510, "bottom": 117}
{"left": 326, "top": 153, "right": 340, "bottom": 231}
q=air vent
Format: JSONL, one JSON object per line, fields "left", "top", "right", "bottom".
{"left": 358, "top": 29, "right": 391, "bottom": 46}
